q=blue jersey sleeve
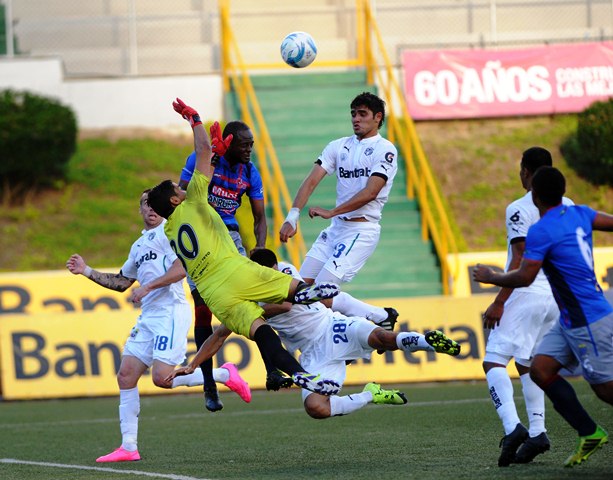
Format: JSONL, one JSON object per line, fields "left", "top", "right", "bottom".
{"left": 247, "top": 164, "right": 265, "bottom": 200}
{"left": 180, "top": 151, "right": 196, "bottom": 184}
{"left": 523, "top": 222, "right": 553, "bottom": 262}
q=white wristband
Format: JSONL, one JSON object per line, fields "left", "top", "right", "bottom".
{"left": 284, "top": 208, "right": 300, "bottom": 229}
{"left": 83, "top": 266, "right": 93, "bottom": 278}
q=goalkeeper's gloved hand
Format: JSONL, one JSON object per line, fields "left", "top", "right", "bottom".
{"left": 172, "top": 97, "right": 202, "bottom": 128}
{"left": 209, "top": 121, "right": 233, "bottom": 157}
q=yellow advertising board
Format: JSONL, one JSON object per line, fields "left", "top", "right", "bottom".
{"left": 449, "top": 247, "right": 613, "bottom": 297}
{"left": 0, "top": 290, "right": 497, "bottom": 400}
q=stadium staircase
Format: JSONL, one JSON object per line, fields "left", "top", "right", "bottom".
{"left": 226, "top": 70, "right": 443, "bottom": 299}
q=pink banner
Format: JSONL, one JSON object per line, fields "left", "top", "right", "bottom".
{"left": 402, "top": 42, "right": 613, "bottom": 120}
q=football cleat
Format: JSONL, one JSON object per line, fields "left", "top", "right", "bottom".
{"left": 292, "top": 372, "right": 340, "bottom": 396}
{"left": 514, "top": 432, "right": 551, "bottom": 463}
{"left": 204, "top": 387, "right": 223, "bottom": 412}
{"left": 96, "top": 446, "right": 141, "bottom": 463}
{"left": 498, "top": 423, "right": 528, "bottom": 467}
{"left": 564, "top": 425, "right": 608, "bottom": 467}
{"left": 266, "top": 369, "right": 294, "bottom": 391}
{"left": 221, "top": 362, "right": 251, "bottom": 403}
{"left": 425, "top": 330, "right": 461, "bottom": 356}
{"left": 294, "top": 282, "right": 340, "bottom": 304}
{"left": 363, "top": 382, "right": 407, "bottom": 405}
{"left": 377, "top": 307, "right": 399, "bottom": 332}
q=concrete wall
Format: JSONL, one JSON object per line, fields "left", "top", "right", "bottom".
{"left": 0, "top": 57, "right": 224, "bottom": 130}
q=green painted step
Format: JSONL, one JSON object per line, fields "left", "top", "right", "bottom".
{"left": 226, "top": 71, "right": 443, "bottom": 298}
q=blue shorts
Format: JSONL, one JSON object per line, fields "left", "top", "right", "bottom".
{"left": 536, "top": 312, "right": 613, "bottom": 384}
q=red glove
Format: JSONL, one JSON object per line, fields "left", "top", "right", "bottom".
{"left": 172, "top": 98, "right": 202, "bottom": 128}
{"left": 209, "top": 121, "right": 233, "bottom": 157}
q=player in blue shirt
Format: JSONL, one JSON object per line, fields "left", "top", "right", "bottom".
{"left": 473, "top": 166, "right": 613, "bottom": 468}
{"left": 178, "top": 121, "right": 273, "bottom": 412}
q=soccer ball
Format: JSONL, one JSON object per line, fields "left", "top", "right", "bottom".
{"left": 280, "top": 31, "right": 317, "bottom": 68}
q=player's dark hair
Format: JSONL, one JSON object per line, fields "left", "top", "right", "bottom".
{"left": 521, "top": 147, "right": 553, "bottom": 174}
{"left": 147, "top": 180, "right": 176, "bottom": 219}
{"left": 351, "top": 92, "right": 386, "bottom": 128}
{"left": 250, "top": 248, "right": 278, "bottom": 268}
{"left": 223, "top": 121, "right": 250, "bottom": 139}
{"left": 531, "top": 166, "right": 565, "bottom": 207}
{"left": 140, "top": 188, "right": 152, "bottom": 205}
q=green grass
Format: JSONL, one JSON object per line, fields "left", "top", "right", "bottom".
{"left": 1, "top": 380, "right": 612, "bottom": 479}
{"left": 0, "top": 116, "right": 611, "bottom": 272}
{"left": 0, "top": 137, "right": 192, "bottom": 271}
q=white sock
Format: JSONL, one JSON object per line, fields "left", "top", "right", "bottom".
{"left": 396, "top": 332, "right": 434, "bottom": 352}
{"left": 119, "top": 386, "right": 140, "bottom": 452}
{"left": 520, "top": 372, "right": 546, "bottom": 437}
{"left": 486, "top": 368, "right": 521, "bottom": 435}
{"left": 171, "top": 367, "right": 229, "bottom": 388}
{"left": 329, "top": 391, "right": 372, "bottom": 416}
{"left": 213, "top": 367, "right": 230, "bottom": 384}
{"left": 332, "top": 292, "right": 387, "bottom": 322}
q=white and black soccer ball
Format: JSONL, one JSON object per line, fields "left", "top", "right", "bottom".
{"left": 280, "top": 31, "right": 317, "bottom": 68}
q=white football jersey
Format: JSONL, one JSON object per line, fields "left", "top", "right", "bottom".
{"left": 121, "top": 220, "right": 187, "bottom": 312}
{"left": 266, "top": 261, "right": 338, "bottom": 354}
{"left": 505, "top": 191, "right": 574, "bottom": 295}
{"left": 318, "top": 134, "right": 398, "bottom": 222}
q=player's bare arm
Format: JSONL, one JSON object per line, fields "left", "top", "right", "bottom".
{"left": 165, "top": 324, "right": 233, "bottom": 381}
{"left": 309, "top": 175, "right": 385, "bottom": 219}
{"left": 66, "top": 253, "right": 135, "bottom": 292}
{"left": 473, "top": 257, "right": 542, "bottom": 289}
{"left": 279, "top": 164, "right": 327, "bottom": 242}
{"left": 592, "top": 211, "right": 613, "bottom": 231}
{"left": 483, "top": 241, "right": 525, "bottom": 329}
{"left": 261, "top": 302, "right": 293, "bottom": 318}
{"left": 129, "top": 258, "right": 186, "bottom": 304}
{"left": 250, "top": 197, "right": 268, "bottom": 251}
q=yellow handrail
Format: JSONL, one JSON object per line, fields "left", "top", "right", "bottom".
{"left": 218, "top": 0, "right": 459, "bottom": 293}
{"left": 219, "top": 0, "right": 306, "bottom": 266}
{"left": 360, "top": 0, "right": 459, "bottom": 294}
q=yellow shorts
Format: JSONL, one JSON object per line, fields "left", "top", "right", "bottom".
{"left": 197, "top": 256, "right": 293, "bottom": 338}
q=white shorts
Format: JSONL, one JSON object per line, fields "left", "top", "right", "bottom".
{"left": 484, "top": 290, "right": 559, "bottom": 364}
{"left": 300, "top": 220, "right": 381, "bottom": 283}
{"left": 299, "top": 315, "right": 377, "bottom": 401}
{"left": 123, "top": 301, "right": 191, "bottom": 367}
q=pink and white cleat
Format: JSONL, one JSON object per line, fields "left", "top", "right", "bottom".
{"left": 96, "top": 446, "right": 141, "bottom": 463}
{"left": 221, "top": 362, "right": 252, "bottom": 403}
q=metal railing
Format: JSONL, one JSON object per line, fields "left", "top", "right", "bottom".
{"left": 360, "top": 0, "right": 459, "bottom": 295}
{"left": 219, "top": 0, "right": 307, "bottom": 267}
{"left": 219, "top": 0, "right": 459, "bottom": 293}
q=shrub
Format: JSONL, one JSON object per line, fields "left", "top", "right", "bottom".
{"left": 561, "top": 98, "right": 613, "bottom": 186}
{"left": 0, "top": 90, "right": 77, "bottom": 203}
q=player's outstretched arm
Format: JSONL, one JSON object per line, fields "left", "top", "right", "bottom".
{"left": 165, "top": 324, "right": 233, "bottom": 381}
{"left": 473, "top": 258, "right": 541, "bottom": 289}
{"left": 280, "top": 164, "right": 327, "bottom": 242}
{"left": 66, "top": 253, "right": 134, "bottom": 292}
{"left": 129, "top": 258, "right": 186, "bottom": 304}
{"left": 593, "top": 211, "right": 613, "bottom": 231}
{"left": 172, "top": 98, "right": 213, "bottom": 178}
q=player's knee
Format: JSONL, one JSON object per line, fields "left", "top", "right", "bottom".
{"left": 304, "top": 395, "right": 331, "bottom": 419}
{"left": 116, "top": 369, "right": 138, "bottom": 390}
{"left": 151, "top": 370, "right": 172, "bottom": 389}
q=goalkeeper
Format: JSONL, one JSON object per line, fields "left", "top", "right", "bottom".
{"left": 145, "top": 98, "right": 342, "bottom": 396}
{"left": 167, "top": 248, "right": 462, "bottom": 419}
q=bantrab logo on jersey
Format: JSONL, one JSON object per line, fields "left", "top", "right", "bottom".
{"left": 339, "top": 166, "right": 371, "bottom": 178}
{"left": 136, "top": 250, "right": 158, "bottom": 268}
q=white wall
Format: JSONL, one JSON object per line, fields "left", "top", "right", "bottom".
{"left": 0, "top": 57, "right": 224, "bottom": 130}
